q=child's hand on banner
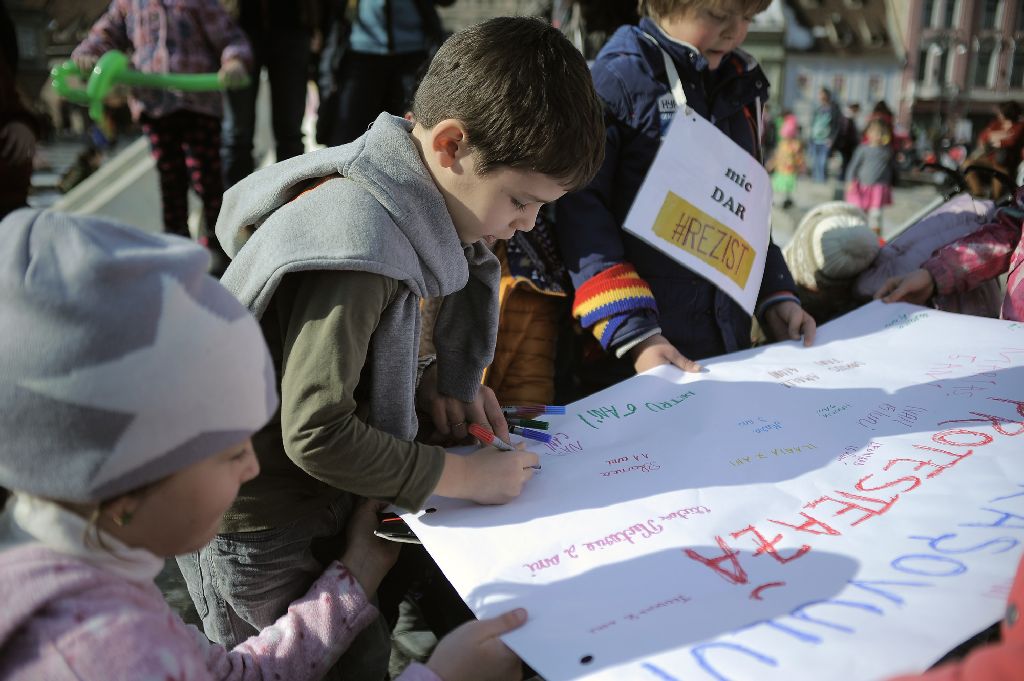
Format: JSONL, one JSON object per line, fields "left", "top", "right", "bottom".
{"left": 764, "top": 301, "right": 816, "bottom": 346}
{"left": 875, "top": 269, "right": 936, "bottom": 306}
{"left": 629, "top": 334, "right": 702, "bottom": 374}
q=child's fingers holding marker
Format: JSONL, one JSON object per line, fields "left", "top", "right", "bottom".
{"left": 464, "top": 446, "right": 539, "bottom": 504}
{"left": 479, "top": 386, "right": 512, "bottom": 442}
{"left": 462, "top": 385, "right": 510, "bottom": 442}
{"left": 517, "top": 447, "right": 540, "bottom": 474}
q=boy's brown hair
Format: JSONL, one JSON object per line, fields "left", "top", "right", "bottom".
{"left": 412, "top": 17, "right": 604, "bottom": 192}
{"left": 638, "top": 0, "right": 772, "bottom": 20}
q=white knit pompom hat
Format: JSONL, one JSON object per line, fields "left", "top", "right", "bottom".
{"left": 784, "top": 201, "right": 880, "bottom": 290}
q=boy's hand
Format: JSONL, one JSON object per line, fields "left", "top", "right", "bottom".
{"left": 628, "top": 334, "right": 701, "bottom": 374}
{"left": 763, "top": 301, "right": 816, "bottom": 346}
{"left": 338, "top": 499, "right": 400, "bottom": 596}
{"left": 427, "top": 608, "right": 527, "bottom": 681}
{"left": 218, "top": 59, "right": 249, "bottom": 88}
{"left": 436, "top": 446, "right": 538, "bottom": 504}
{"left": 418, "top": 365, "right": 511, "bottom": 443}
{"left": 875, "top": 269, "right": 935, "bottom": 305}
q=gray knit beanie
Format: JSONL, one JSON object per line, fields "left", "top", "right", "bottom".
{"left": 0, "top": 209, "right": 278, "bottom": 503}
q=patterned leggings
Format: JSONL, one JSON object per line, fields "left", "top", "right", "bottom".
{"left": 141, "top": 111, "right": 223, "bottom": 240}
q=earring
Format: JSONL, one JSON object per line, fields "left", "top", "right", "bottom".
{"left": 113, "top": 509, "right": 134, "bottom": 527}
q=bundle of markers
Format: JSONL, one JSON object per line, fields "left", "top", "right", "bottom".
{"left": 464, "top": 405, "right": 564, "bottom": 448}
{"left": 502, "top": 404, "right": 564, "bottom": 444}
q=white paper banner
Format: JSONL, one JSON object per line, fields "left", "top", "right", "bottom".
{"left": 623, "top": 111, "right": 772, "bottom": 315}
{"left": 406, "top": 303, "right": 1024, "bottom": 681}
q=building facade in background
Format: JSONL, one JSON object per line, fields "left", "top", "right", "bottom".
{"left": 778, "top": 0, "right": 905, "bottom": 135}
{"left": 899, "top": 0, "right": 1024, "bottom": 145}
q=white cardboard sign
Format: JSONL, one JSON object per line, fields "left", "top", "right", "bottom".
{"left": 623, "top": 111, "right": 772, "bottom": 314}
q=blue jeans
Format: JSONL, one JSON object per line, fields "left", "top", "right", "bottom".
{"left": 221, "top": 24, "right": 310, "bottom": 187}
{"left": 176, "top": 494, "right": 391, "bottom": 680}
{"left": 810, "top": 141, "right": 831, "bottom": 183}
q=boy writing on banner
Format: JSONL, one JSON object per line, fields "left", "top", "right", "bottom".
{"left": 177, "top": 16, "right": 606, "bottom": 678}
{"left": 556, "top": 0, "right": 815, "bottom": 393}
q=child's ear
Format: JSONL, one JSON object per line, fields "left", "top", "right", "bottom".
{"left": 429, "top": 119, "right": 470, "bottom": 170}
{"left": 104, "top": 494, "right": 141, "bottom": 528}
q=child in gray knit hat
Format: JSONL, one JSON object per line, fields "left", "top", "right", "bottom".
{"left": 0, "top": 209, "right": 526, "bottom": 681}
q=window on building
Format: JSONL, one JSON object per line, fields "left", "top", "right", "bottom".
{"left": 978, "top": 0, "right": 1003, "bottom": 28}
{"left": 942, "top": 0, "right": 959, "bottom": 27}
{"left": 796, "top": 73, "right": 810, "bottom": 97}
{"left": 980, "top": 0, "right": 1003, "bottom": 29}
{"left": 974, "top": 40, "right": 996, "bottom": 87}
{"left": 1011, "top": 47, "right": 1024, "bottom": 89}
{"left": 922, "top": 0, "right": 937, "bottom": 27}
{"left": 917, "top": 45, "right": 930, "bottom": 82}
{"left": 833, "top": 74, "right": 846, "bottom": 98}
{"left": 868, "top": 75, "right": 883, "bottom": 99}
{"left": 937, "top": 46, "right": 951, "bottom": 84}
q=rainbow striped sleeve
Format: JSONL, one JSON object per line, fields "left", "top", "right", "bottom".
{"left": 572, "top": 263, "right": 658, "bottom": 351}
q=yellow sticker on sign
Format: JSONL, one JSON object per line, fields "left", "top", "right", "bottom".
{"left": 652, "top": 191, "right": 757, "bottom": 288}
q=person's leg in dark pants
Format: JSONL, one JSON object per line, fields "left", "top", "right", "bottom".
{"left": 221, "top": 23, "right": 264, "bottom": 189}
{"left": 330, "top": 52, "right": 391, "bottom": 146}
{"left": 266, "top": 25, "right": 311, "bottom": 163}
{"left": 180, "top": 112, "right": 230, "bottom": 272}
{"left": 387, "top": 51, "right": 429, "bottom": 117}
{"left": 142, "top": 114, "right": 190, "bottom": 238}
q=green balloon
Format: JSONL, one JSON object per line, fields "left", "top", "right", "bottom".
{"left": 85, "top": 51, "right": 129, "bottom": 125}
{"left": 49, "top": 61, "right": 90, "bottom": 105}
{"left": 50, "top": 50, "right": 250, "bottom": 127}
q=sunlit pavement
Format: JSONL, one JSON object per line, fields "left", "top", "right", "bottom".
{"left": 770, "top": 173, "right": 952, "bottom": 247}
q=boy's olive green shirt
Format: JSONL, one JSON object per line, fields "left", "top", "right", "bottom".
{"left": 220, "top": 268, "right": 446, "bottom": 533}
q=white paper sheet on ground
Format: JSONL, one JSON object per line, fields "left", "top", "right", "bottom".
{"left": 405, "top": 302, "right": 1024, "bottom": 681}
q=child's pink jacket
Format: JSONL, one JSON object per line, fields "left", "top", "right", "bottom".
{"left": 0, "top": 544, "right": 440, "bottom": 680}
{"left": 923, "top": 189, "right": 1024, "bottom": 322}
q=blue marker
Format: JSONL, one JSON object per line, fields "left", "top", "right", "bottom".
{"left": 509, "top": 425, "right": 553, "bottom": 444}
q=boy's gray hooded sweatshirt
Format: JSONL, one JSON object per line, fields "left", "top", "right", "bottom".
{"left": 216, "top": 113, "right": 500, "bottom": 441}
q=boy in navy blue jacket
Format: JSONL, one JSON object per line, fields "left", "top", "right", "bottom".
{"left": 556, "top": 0, "right": 815, "bottom": 389}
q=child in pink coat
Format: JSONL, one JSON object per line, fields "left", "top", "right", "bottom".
{"left": 0, "top": 208, "right": 526, "bottom": 681}
{"left": 876, "top": 185, "right": 1024, "bottom": 322}
{"left": 845, "top": 118, "right": 896, "bottom": 239}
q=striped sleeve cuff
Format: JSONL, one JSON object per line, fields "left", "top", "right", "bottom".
{"left": 572, "top": 263, "right": 658, "bottom": 351}
{"left": 614, "top": 327, "right": 663, "bottom": 359}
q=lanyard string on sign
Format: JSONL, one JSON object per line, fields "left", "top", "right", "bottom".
{"left": 640, "top": 32, "right": 764, "bottom": 162}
